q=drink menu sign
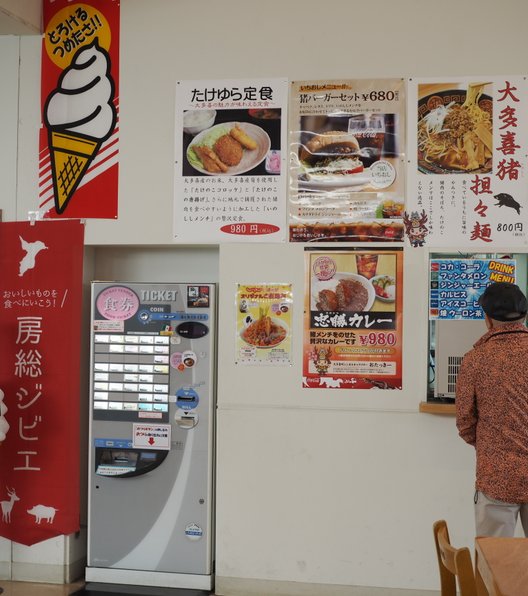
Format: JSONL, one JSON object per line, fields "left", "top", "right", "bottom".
{"left": 303, "top": 248, "right": 403, "bottom": 390}
{"left": 406, "top": 77, "right": 528, "bottom": 248}
{"left": 174, "top": 78, "right": 288, "bottom": 243}
{"left": 429, "top": 258, "right": 517, "bottom": 320}
{"left": 289, "top": 79, "right": 406, "bottom": 243}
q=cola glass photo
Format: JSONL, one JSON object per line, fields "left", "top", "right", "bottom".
{"left": 348, "top": 114, "right": 385, "bottom": 167}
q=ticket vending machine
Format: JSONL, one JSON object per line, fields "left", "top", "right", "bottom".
{"left": 85, "top": 282, "right": 216, "bottom": 590}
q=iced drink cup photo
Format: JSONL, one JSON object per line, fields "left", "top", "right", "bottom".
{"left": 355, "top": 254, "right": 378, "bottom": 279}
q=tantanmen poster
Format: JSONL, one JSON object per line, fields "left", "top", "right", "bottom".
{"left": 38, "top": 0, "right": 120, "bottom": 219}
{"left": 406, "top": 77, "right": 527, "bottom": 247}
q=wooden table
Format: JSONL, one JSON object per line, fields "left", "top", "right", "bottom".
{"left": 475, "top": 536, "right": 528, "bottom": 595}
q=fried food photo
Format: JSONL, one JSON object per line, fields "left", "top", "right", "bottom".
{"left": 214, "top": 134, "right": 244, "bottom": 166}
{"left": 315, "top": 289, "right": 339, "bottom": 311}
{"left": 313, "top": 277, "right": 370, "bottom": 312}
{"left": 230, "top": 124, "right": 258, "bottom": 150}
{"left": 193, "top": 146, "right": 228, "bottom": 173}
{"left": 188, "top": 122, "right": 262, "bottom": 174}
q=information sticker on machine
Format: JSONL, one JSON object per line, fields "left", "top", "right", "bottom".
{"left": 133, "top": 423, "right": 171, "bottom": 450}
{"left": 185, "top": 523, "right": 203, "bottom": 541}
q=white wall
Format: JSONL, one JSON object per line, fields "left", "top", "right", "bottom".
{"left": 0, "top": 36, "right": 19, "bottom": 222}
{"left": 3, "top": 0, "right": 528, "bottom": 593}
{"left": 215, "top": 243, "right": 476, "bottom": 594}
{"left": 16, "top": 0, "right": 528, "bottom": 244}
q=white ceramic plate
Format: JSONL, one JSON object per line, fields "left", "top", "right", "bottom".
{"left": 311, "top": 273, "right": 375, "bottom": 312}
{"left": 298, "top": 169, "right": 371, "bottom": 190}
{"left": 371, "top": 274, "right": 396, "bottom": 302}
{"left": 188, "top": 121, "right": 271, "bottom": 176}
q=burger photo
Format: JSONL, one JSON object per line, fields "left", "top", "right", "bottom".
{"left": 298, "top": 131, "right": 364, "bottom": 182}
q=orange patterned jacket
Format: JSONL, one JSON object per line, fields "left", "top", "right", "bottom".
{"left": 456, "top": 322, "right": 528, "bottom": 502}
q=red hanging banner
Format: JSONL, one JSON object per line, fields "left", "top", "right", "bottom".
{"left": 0, "top": 220, "right": 84, "bottom": 546}
{"left": 38, "top": 0, "right": 120, "bottom": 219}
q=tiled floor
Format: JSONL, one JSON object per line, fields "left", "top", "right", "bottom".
{"left": 0, "top": 581, "right": 85, "bottom": 595}
{"left": 0, "top": 583, "right": 214, "bottom": 596}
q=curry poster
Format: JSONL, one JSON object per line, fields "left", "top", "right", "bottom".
{"left": 0, "top": 221, "right": 84, "bottom": 546}
{"left": 406, "top": 77, "right": 528, "bottom": 247}
{"left": 303, "top": 248, "right": 403, "bottom": 390}
{"left": 38, "top": 0, "right": 120, "bottom": 219}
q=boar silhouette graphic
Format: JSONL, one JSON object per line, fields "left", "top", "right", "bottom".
{"left": 27, "top": 504, "right": 58, "bottom": 524}
{"left": 494, "top": 193, "right": 522, "bottom": 215}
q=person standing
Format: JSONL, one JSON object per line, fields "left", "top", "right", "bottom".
{"left": 456, "top": 281, "right": 528, "bottom": 537}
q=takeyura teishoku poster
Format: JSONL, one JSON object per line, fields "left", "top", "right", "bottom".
{"left": 0, "top": 220, "right": 84, "bottom": 546}
{"left": 39, "top": 0, "right": 120, "bottom": 219}
{"left": 303, "top": 248, "right": 403, "bottom": 390}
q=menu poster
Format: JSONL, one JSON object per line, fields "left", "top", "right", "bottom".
{"left": 303, "top": 248, "right": 403, "bottom": 390}
{"left": 236, "top": 284, "right": 292, "bottom": 366}
{"left": 430, "top": 258, "right": 517, "bottom": 320}
{"left": 407, "top": 77, "right": 527, "bottom": 247}
{"left": 289, "top": 79, "right": 406, "bottom": 243}
{"left": 174, "top": 78, "right": 288, "bottom": 243}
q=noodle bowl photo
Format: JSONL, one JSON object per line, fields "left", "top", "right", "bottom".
{"left": 417, "top": 83, "right": 493, "bottom": 174}
{"left": 241, "top": 308, "right": 288, "bottom": 349}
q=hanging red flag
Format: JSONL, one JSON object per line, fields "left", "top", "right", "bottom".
{"left": 0, "top": 220, "right": 84, "bottom": 545}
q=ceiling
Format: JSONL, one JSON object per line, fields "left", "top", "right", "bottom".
{"left": 0, "top": 3, "right": 41, "bottom": 35}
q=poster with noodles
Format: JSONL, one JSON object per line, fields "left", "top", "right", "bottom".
{"left": 406, "top": 77, "right": 528, "bottom": 247}
{"left": 303, "top": 248, "right": 403, "bottom": 390}
{"left": 38, "top": 0, "right": 120, "bottom": 219}
{"left": 289, "top": 79, "right": 406, "bottom": 243}
{"left": 235, "top": 284, "right": 292, "bottom": 365}
{"left": 0, "top": 220, "right": 84, "bottom": 546}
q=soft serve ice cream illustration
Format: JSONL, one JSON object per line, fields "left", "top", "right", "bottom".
{"left": 44, "top": 38, "right": 117, "bottom": 214}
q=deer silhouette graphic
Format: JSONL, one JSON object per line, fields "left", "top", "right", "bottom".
{"left": 1, "top": 487, "right": 20, "bottom": 523}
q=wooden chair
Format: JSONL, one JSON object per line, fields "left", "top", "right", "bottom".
{"left": 433, "top": 519, "right": 477, "bottom": 596}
